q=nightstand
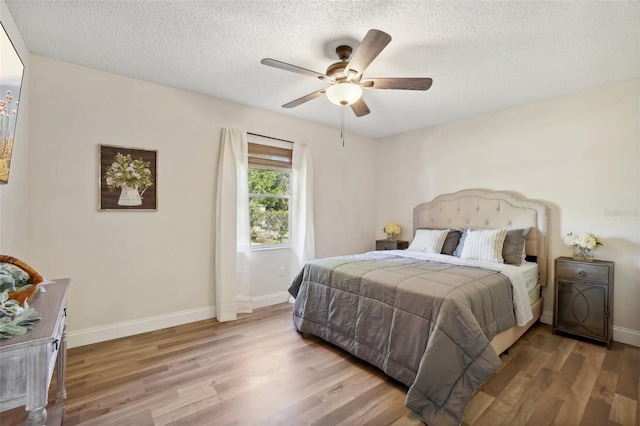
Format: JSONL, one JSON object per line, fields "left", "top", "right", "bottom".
{"left": 553, "top": 256, "right": 614, "bottom": 348}
{"left": 376, "top": 239, "right": 409, "bottom": 250}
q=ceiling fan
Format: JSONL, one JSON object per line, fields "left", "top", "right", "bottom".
{"left": 260, "top": 29, "right": 433, "bottom": 117}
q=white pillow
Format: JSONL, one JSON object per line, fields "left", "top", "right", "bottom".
{"left": 460, "top": 228, "right": 508, "bottom": 263}
{"left": 408, "top": 229, "right": 450, "bottom": 253}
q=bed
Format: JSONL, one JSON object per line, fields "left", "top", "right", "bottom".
{"left": 288, "top": 189, "right": 548, "bottom": 425}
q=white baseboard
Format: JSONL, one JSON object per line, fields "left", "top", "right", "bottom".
{"left": 252, "top": 291, "right": 290, "bottom": 309}
{"left": 67, "top": 298, "right": 640, "bottom": 350}
{"left": 67, "top": 291, "right": 292, "bottom": 348}
{"left": 613, "top": 325, "right": 640, "bottom": 347}
{"left": 539, "top": 310, "right": 639, "bottom": 348}
{"left": 67, "top": 306, "right": 216, "bottom": 349}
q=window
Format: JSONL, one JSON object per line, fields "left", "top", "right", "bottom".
{"left": 248, "top": 142, "right": 292, "bottom": 248}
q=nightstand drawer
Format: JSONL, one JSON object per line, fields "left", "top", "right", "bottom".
{"left": 375, "top": 240, "right": 409, "bottom": 250}
{"left": 556, "top": 261, "right": 610, "bottom": 283}
{"left": 377, "top": 241, "right": 398, "bottom": 250}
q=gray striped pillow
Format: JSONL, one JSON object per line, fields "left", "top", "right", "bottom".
{"left": 408, "top": 229, "right": 450, "bottom": 253}
{"left": 460, "top": 228, "right": 508, "bottom": 263}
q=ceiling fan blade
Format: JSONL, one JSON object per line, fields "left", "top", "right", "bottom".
{"left": 345, "top": 29, "right": 392, "bottom": 80}
{"left": 350, "top": 98, "right": 370, "bottom": 117}
{"left": 282, "top": 89, "right": 326, "bottom": 108}
{"left": 261, "top": 58, "right": 329, "bottom": 80}
{"left": 361, "top": 78, "right": 433, "bottom": 91}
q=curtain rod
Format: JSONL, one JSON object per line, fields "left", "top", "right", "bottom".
{"left": 247, "top": 132, "right": 295, "bottom": 144}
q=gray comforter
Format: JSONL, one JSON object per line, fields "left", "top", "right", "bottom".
{"left": 288, "top": 252, "right": 516, "bottom": 426}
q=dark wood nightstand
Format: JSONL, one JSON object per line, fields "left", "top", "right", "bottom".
{"left": 553, "top": 256, "right": 614, "bottom": 348}
{"left": 376, "top": 239, "right": 409, "bottom": 250}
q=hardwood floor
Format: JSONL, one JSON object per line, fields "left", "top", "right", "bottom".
{"left": 1, "top": 303, "right": 638, "bottom": 425}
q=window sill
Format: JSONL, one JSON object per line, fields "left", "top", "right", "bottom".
{"left": 251, "top": 245, "right": 291, "bottom": 252}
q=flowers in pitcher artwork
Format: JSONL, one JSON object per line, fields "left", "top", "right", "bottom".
{"left": 383, "top": 223, "right": 402, "bottom": 240}
{"left": 105, "top": 152, "right": 153, "bottom": 195}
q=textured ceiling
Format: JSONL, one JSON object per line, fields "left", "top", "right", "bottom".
{"left": 5, "top": 0, "right": 640, "bottom": 139}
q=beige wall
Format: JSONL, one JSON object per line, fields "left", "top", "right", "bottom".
{"left": 0, "top": 1, "right": 31, "bottom": 256}
{"left": 377, "top": 79, "right": 640, "bottom": 345}
{"left": 27, "top": 55, "right": 378, "bottom": 345}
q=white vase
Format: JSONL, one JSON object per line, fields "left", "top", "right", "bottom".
{"left": 118, "top": 184, "right": 142, "bottom": 206}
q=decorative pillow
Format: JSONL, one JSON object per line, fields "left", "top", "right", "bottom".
{"left": 408, "top": 229, "right": 450, "bottom": 253}
{"left": 441, "top": 229, "right": 462, "bottom": 255}
{"left": 453, "top": 230, "right": 467, "bottom": 257}
{"left": 502, "top": 228, "right": 530, "bottom": 266}
{"left": 417, "top": 229, "right": 462, "bottom": 255}
{"left": 460, "top": 228, "right": 508, "bottom": 263}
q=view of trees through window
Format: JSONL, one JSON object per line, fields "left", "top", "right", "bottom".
{"left": 249, "top": 168, "right": 290, "bottom": 246}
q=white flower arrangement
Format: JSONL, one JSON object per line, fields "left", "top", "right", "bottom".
{"left": 383, "top": 223, "right": 402, "bottom": 239}
{"left": 564, "top": 232, "right": 604, "bottom": 259}
{"left": 105, "top": 152, "right": 153, "bottom": 193}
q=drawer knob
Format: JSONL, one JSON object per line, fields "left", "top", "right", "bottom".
{"left": 52, "top": 339, "right": 59, "bottom": 351}
{"left": 578, "top": 270, "right": 587, "bottom": 277}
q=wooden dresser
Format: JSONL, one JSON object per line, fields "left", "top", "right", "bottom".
{"left": 0, "top": 279, "right": 70, "bottom": 425}
{"left": 553, "top": 257, "right": 613, "bottom": 347}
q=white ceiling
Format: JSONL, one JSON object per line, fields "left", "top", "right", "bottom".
{"left": 5, "top": 1, "right": 640, "bottom": 139}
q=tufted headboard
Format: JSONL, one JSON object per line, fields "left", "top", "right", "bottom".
{"left": 413, "top": 189, "right": 549, "bottom": 286}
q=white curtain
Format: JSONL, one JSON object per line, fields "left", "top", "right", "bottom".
{"left": 214, "top": 128, "right": 252, "bottom": 322}
{"left": 290, "top": 143, "right": 315, "bottom": 278}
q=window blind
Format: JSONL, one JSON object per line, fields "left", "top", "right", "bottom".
{"left": 248, "top": 142, "right": 292, "bottom": 170}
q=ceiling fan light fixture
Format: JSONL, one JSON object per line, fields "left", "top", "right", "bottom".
{"left": 326, "top": 82, "right": 363, "bottom": 106}
{"left": 261, "top": 29, "right": 431, "bottom": 117}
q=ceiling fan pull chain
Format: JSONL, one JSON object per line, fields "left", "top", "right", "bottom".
{"left": 341, "top": 107, "right": 345, "bottom": 147}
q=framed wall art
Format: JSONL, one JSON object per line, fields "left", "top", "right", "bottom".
{"left": 99, "top": 145, "right": 157, "bottom": 211}
{"left": 0, "top": 21, "right": 25, "bottom": 184}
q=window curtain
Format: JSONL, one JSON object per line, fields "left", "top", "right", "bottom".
{"left": 215, "top": 128, "right": 252, "bottom": 322}
{"left": 290, "top": 143, "right": 315, "bottom": 278}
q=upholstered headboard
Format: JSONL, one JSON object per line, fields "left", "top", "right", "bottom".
{"left": 413, "top": 189, "right": 549, "bottom": 286}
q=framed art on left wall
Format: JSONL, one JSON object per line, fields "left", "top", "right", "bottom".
{"left": 99, "top": 145, "right": 157, "bottom": 211}
{"left": 0, "top": 21, "right": 25, "bottom": 184}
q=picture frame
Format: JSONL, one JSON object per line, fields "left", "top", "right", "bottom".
{"left": 99, "top": 145, "right": 157, "bottom": 211}
{"left": 0, "top": 20, "right": 25, "bottom": 184}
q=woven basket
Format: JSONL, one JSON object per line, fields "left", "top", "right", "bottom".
{"left": 1, "top": 255, "right": 44, "bottom": 306}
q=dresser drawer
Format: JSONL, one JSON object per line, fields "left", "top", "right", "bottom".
{"left": 555, "top": 260, "right": 610, "bottom": 284}
{"left": 47, "top": 311, "right": 66, "bottom": 382}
